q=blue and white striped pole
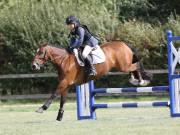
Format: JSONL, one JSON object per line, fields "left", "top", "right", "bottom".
{"left": 93, "top": 101, "right": 168, "bottom": 108}
{"left": 92, "top": 86, "right": 168, "bottom": 94}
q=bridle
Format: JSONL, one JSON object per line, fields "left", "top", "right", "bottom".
{"left": 33, "top": 45, "right": 69, "bottom": 70}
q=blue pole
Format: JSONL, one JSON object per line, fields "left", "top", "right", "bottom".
{"left": 167, "top": 30, "right": 176, "bottom": 117}
{"left": 89, "top": 80, "right": 96, "bottom": 119}
{"left": 76, "top": 85, "right": 81, "bottom": 120}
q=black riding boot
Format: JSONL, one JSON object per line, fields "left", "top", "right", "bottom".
{"left": 85, "top": 57, "right": 97, "bottom": 76}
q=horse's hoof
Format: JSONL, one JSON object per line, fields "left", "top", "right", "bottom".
{"left": 36, "top": 107, "right": 44, "bottom": 113}
{"left": 129, "top": 78, "right": 139, "bottom": 86}
{"left": 139, "top": 80, "right": 150, "bottom": 86}
{"left": 56, "top": 110, "right": 64, "bottom": 121}
{"left": 56, "top": 117, "right": 62, "bottom": 121}
{"left": 56, "top": 115, "right": 63, "bottom": 121}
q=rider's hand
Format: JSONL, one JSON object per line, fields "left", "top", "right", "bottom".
{"left": 67, "top": 46, "right": 73, "bottom": 53}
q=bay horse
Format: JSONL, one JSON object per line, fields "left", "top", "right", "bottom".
{"left": 32, "top": 41, "right": 151, "bottom": 121}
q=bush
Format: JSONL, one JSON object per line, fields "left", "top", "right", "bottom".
{"left": 0, "top": 0, "right": 119, "bottom": 74}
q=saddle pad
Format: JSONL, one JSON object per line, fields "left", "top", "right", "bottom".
{"left": 90, "top": 46, "right": 106, "bottom": 64}
{"left": 75, "top": 46, "right": 105, "bottom": 66}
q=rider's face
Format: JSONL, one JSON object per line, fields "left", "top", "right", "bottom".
{"left": 67, "top": 24, "right": 75, "bottom": 30}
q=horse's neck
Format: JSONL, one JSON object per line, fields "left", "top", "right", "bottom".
{"left": 50, "top": 46, "right": 68, "bottom": 65}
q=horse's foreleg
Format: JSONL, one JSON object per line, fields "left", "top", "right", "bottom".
{"left": 36, "top": 92, "right": 58, "bottom": 113}
{"left": 55, "top": 79, "right": 69, "bottom": 121}
{"left": 56, "top": 92, "right": 67, "bottom": 121}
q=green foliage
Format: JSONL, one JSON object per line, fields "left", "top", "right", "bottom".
{"left": 0, "top": 0, "right": 119, "bottom": 74}
{"left": 115, "top": 0, "right": 180, "bottom": 23}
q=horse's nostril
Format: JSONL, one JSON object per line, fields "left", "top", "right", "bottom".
{"left": 32, "top": 64, "right": 36, "bottom": 70}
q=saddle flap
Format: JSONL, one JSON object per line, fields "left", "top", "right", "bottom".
{"left": 74, "top": 46, "right": 105, "bottom": 66}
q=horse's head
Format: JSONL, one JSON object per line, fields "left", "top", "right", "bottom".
{"left": 32, "top": 44, "right": 50, "bottom": 70}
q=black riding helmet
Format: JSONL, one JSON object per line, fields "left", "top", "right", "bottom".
{"left": 65, "top": 15, "right": 80, "bottom": 26}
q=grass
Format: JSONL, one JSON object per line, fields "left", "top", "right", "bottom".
{"left": 0, "top": 100, "right": 180, "bottom": 135}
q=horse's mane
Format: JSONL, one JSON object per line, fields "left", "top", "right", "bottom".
{"left": 39, "top": 42, "right": 68, "bottom": 50}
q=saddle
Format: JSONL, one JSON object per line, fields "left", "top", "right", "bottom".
{"left": 77, "top": 47, "right": 85, "bottom": 64}
{"left": 73, "top": 46, "right": 105, "bottom": 67}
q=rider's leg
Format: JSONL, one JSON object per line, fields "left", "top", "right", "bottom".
{"left": 73, "top": 48, "right": 84, "bottom": 66}
{"left": 82, "top": 45, "right": 97, "bottom": 76}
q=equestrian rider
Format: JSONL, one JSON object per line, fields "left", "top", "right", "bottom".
{"left": 66, "top": 15, "right": 99, "bottom": 76}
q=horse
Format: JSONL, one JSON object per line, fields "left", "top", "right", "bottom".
{"left": 32, "top": 41, "right": 152, "bottom": 121}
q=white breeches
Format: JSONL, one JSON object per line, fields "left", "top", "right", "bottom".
{"left": 82, "top": 45, "right": 93, "bottom": 59}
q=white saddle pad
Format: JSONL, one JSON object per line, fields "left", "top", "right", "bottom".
{"left": 74, "top": 46, "right": 106, "bottom": 66}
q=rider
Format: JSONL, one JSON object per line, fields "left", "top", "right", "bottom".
{"left": 66, "top": 15, "right": 99, "bottom": 76}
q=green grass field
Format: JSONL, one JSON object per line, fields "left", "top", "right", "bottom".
{"left": 0, "top": 101, "right": 180, "bottom": 135}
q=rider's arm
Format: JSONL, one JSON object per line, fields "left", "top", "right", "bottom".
{"left": 70, "top": 27, "right": 85, "bottom": 49}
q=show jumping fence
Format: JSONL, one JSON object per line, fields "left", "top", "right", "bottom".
{"left": 76, "top": 30, "right": 180, "bottom": 120}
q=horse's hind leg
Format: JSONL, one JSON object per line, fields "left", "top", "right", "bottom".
{"left": 126, "top": 62, "right": 139, "bottom": 72}
{"left": 125, "top": 62, "right": 143, "bottom": 86}
{"left": 130, "top": 70, "right": 145, "bottom": 86}
{"left": 129, "top": 71, "right": 141, "bottom": 86}
{"left": 130, "top": 62, "right": 152, "bottom": 86}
